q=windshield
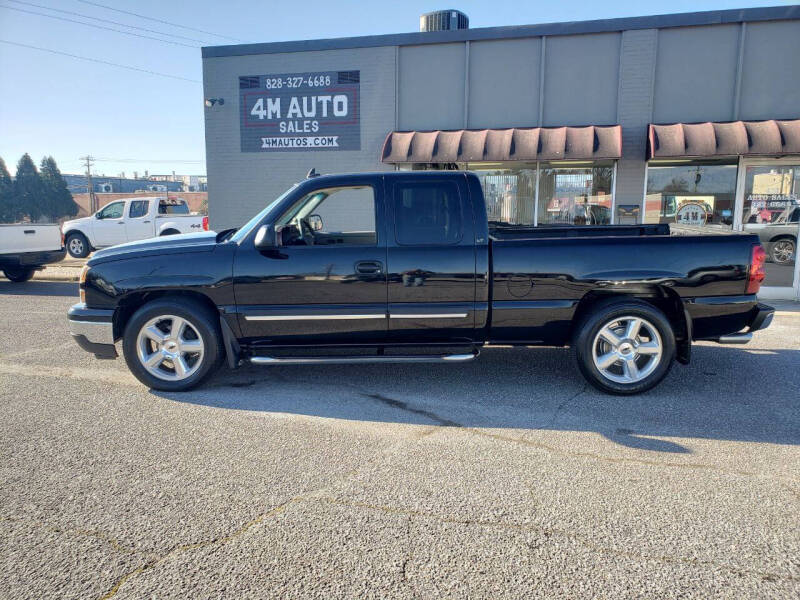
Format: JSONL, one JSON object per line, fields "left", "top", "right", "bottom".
{"left": 229, "top": 184, "right": 298, "bottom": 243}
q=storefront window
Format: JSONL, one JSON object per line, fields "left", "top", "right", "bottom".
{"left": 396, "top": 161, "right": 616, "bottom": 226}
{"left": 644, "top": 161, "right": 737, "bottom": 230}
{"left": 740, "top": 163, "right": 800, "bottom": 288}
{"left": 537, "top": 163, "right": 614, "bottom": 225}
{"left": 466, "top": 163, "right": 537, "bottom": 225}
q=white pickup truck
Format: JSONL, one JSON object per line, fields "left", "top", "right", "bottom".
{"left": 61, "top": 196, "right": 209, "bottom": 258}
{"left": 0, "top": 224, "right": 65, "bottom": 282}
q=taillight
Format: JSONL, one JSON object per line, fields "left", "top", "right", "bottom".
{"left": 60, "top": 231, "right": 65, "bottom": 249}
{"left": 746, "top": 244, "right": 766, "bottom": 294}
{"left": 202, "top": 216, "right": 209, "bottom": 231}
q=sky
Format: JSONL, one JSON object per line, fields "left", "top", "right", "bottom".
{"left": 0, "top": 0, "right": 792, "bottom": 178}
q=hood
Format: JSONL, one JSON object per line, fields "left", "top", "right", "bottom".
{"left": 88, "top": 231, "right": 219, "bottom": 265}
{"left": 62, "top": 216, "right": 91, "bottom": 231}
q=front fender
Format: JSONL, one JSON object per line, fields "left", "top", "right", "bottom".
{"left": 63, "top": 221, "right": 93, "bottom": 244}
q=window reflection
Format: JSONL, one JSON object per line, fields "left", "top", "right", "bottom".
{"left": 537, "top": 163, "right": 614, "bottom": 225}
{"left": 644, "top": 162, "right": 737, "bottom": 230}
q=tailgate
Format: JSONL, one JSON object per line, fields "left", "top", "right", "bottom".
{"left": 0, "top": 225, "right": 62, "bottom": 254}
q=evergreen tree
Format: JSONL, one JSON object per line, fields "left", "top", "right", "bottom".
{"left": 0, "top": 157, "right": 16, "bottom": 223}
{"left": 14, "top": 153, "right": 46, "bottom": 222}
{"left": 40, "top": 156, "right": 78, "bottom": 220}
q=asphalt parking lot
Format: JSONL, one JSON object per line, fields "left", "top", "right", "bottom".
{"left": 0, "top": 279, "right": 798, "bottom": 599}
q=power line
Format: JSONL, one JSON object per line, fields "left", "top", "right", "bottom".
{"left": 0, "top": 4, "right": 199, "bottom": 48}
{"left": 75, "top": 0, "right": 245, "bottom": 43}
{"left": 94, "top": 158, "right": 204, "bottom": 164}
{"left": 6, "top": 0, "right": 214, "bottom": 45}
{"left": 0, "top": 39, "right": 201, "bottom": 83}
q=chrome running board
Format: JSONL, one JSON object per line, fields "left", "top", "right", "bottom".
{"left": 715, "top": 332, "right": 752, "bottom": 344}
{"left": 249, "top": 351, "right": 479, "bottom": 366}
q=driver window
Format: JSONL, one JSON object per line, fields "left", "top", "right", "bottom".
{"left": 278, "top": 186, "right": 376, "bottom": 246}
{"left": 98, "top": 202, "right": 124, "bottom": 219}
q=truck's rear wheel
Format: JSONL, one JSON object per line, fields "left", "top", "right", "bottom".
{"left": 3, "top": 266, "right": 36, "bottom": 282}
{"left": 122, "top": 298, "right": 224, "bottom": 391}
{"left": 66, "top": 232, "right": 90, "bottom": 258}
{"left": 574, "top": 299, "right": 675, "bottom": 395}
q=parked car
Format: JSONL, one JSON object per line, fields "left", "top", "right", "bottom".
{"left": 67, "top": 171, "right": 773, "bottom": 395}
{"left": 0, "top": 224, "right": 65, "bottom": 282}
{"left": 61, "top": 196, "right": 209, "bottom": 258}
{"left": 744, "top": 205, "right": 799, "bottom": 265}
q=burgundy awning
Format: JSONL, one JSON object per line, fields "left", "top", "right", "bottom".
{"left": 648, "top": 119, "right": 800, "bottom": 159}
{"left": 381, "top": 125, "right": 622, "bottom": 164}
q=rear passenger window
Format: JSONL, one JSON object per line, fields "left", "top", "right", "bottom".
{"left": 129, "top": 201, "right": 148, "bottom": 218}
{"left": 394, "top": 182, "right": 462, "bottom": 245}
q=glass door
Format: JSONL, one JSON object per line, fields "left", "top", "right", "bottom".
{"left": 735, "top": 159, "right": 800, "bottom": 299}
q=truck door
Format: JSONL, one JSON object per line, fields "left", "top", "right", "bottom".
{"left": 385, "top": 174, "right": 477, "bottom": 343}
{"left": 125, "top": 199, "right": 153, "bottom": 242}
{"left": 233, "top": 177, "right": 388, "bottom": 345}
{"left": 92, "top": 201, "right": 127, "bottom": 246}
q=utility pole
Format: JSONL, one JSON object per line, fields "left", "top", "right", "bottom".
{"left": 80, "top": 155, "right": 96, "bottom": 213}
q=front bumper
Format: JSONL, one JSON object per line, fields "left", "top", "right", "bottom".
{"left": 67, "top": 303, "right": 117, "bottom": 359}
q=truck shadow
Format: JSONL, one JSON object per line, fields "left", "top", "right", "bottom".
{"left": 0, "top": 280, "right": 78, "bottom": 297}
{"left": 154, "top": 344, "right": 800, "bottom": 453}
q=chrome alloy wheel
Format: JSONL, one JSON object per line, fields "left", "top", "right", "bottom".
{"left": 69, "top": 237, "right": 84, "bottom": 256}
{"left": 591, "top": 316, "right": 663, "bottom": 384}
{"left": 135, "top": 315, "right": 204, "bottom": 381}
{"left": 772, "top": 239, "right": 795, "bottom": 264}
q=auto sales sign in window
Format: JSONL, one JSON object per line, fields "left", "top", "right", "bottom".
{"left": 239, "top": 71, "right": 360, "bottom": 152}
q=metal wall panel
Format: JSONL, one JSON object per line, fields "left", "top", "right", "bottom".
{"left": 202, "top": 46, "right": 396, "bottom": 230}
{"left": 542, "top": 33, "right": 621, "bottom": 127}
{"left": 615, "top": 29, "right": 658, "bottom": 212}
{"left": 739, "top": 20, "right": 800, "bottom": 121}
{"left": 398, "top": 43, "right": 465, "bottom": 131}
{"left": 467, "top": 38, "right": 540, "bottom": 129}
{"left": 653, "top": 25, "right": 740, "bottom": 123}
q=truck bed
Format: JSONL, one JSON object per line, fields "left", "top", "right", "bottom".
{"left": 489, "top": 223, "right": 670, "bottom": 240}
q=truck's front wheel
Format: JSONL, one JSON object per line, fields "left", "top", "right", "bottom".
{"left": 66, "top": 232, "right": 90, "bottom": 258}
{"left": 122, "top": 298, "right": 224, "bottom": 391}
{"left": 574, "top": 299, "right": 675, "bottom": 395}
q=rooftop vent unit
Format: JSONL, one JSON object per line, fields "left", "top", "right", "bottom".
{"left": 420, "top": 10, "right": 468, "bottom": 32}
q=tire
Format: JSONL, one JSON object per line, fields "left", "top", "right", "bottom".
{"left": 160, "top": 229, "right": 180, "bottom": 236}
{"left": 122, "top": 297, "right": 224, "bottom": 391}
{"left": 66, "top": 232, "right": 90, "bottom": 258}
{"left": 3, "top": 267, "right": 36, "bottom": 282}
{"left": 573, "top": 299, "right": 676, "bottom": 395}
{"left": 769, "top": 237, "right": 795, "bottom": 265}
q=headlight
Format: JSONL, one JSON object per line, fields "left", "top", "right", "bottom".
{"left": 79, "top": 265, "right": 89, "bottom": 304}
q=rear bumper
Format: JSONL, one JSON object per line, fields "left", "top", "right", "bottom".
{"left": 747, "top": 302, "right": 774, "bottom": 332}
{"left": 0, "top": 248, "right": 65, "bottom": 269}
{"left": 67, "top": 303, "right": 117, "bottom": 359}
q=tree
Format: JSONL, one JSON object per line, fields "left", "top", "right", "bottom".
{"left": 0, "top": 157, "right": 17, "bottom": 223}
{"left": 14, "top": 153, "right": 46, "bottom": 222}
{"left": 40, "top": 156, "right": 78, "bottom": 220}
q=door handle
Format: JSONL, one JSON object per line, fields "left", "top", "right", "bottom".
{"left": 118, "top": 221, "right": 125, "bottom": 225}
{"left": 143, "top": 220, "right": 151, "bottom": 223}
{"left": 355, "top": 261, "right": 383, "bottom": 275}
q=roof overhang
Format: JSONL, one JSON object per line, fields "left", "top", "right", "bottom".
{"left": 648, "top": 119, "right": 800, "bottom": 159}
{"left": 381, "top": 125, "right": 622, "bottom": 164}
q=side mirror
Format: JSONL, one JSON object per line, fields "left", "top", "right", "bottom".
{"left": 254, "top": 224, "right": 280, "bottom": 249}
{"left": 307, "top": 214, "right": 323, "bottom": 231}
{"left": 95, "top": 212, "right": 103, "bottom": 219}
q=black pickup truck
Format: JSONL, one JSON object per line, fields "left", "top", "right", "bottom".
{"left": 67, "top": 171, "right": 774, "bottom": 394}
